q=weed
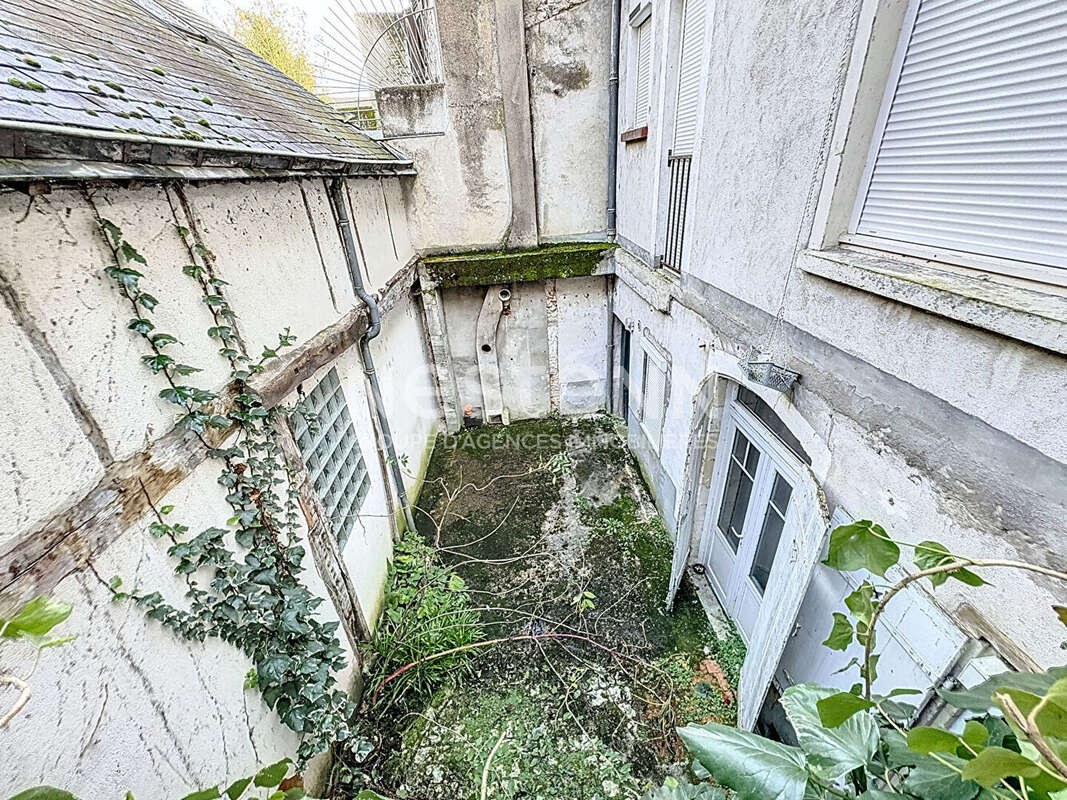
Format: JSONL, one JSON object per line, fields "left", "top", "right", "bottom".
{"left": 367, "top": 530, "right": 482, "bottom": 708}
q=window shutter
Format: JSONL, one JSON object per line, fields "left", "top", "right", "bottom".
{"left": 635, "top": 20, "right": 652, "bottom": 126}
{"left": 853, "top": 0, "right": 1067, "bottom": 271}
{"left": 737, "top": 476, "right": 828, "bottom": 729}
{"left": 672, "top": 0, "right": 706, "bottom": 155}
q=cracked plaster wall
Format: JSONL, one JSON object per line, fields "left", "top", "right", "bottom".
{"left": 0, "top": 176, "right": 438, "bottom": 797}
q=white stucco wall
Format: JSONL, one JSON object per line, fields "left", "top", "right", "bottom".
{"left": 440, "top": 277, "right": 610, "bottom": 423}
{"left": 0, "top": 175, "right": 439, "bottom": 797}
{"left": 614, "top": 0, "right": 1067, "bottom": 674}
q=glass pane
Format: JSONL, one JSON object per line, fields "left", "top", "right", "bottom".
{"left": 736, "top": 386, "right": 811, "bottom": 465}
{"left": 749, "top": 472, "right": 793, "bottom": 594}
{"left": 716, "top": 430, "right": 759, "bottom": 552}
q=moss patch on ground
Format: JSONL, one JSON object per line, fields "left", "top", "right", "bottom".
{"left": 422, "top": 242, "right": 615, "bottom": 288}
{"left": 346, "top": 417, "right": 743, "bottom": 800}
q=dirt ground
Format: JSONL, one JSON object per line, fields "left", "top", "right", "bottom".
{"left": 346, "top": 416, "right": 744, "bottom": 800}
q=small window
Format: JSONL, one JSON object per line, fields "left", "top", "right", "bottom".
{"left": 631, "top": 17, "right": 648, "bottom": 125}
{"left": 849, "top": 0, "right": 1067, "bottom": 280}
{"left": 290, "top": 368, "right": 371, "bottom": 548}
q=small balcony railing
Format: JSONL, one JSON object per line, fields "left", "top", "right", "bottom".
{"left": 661, "top": 153, "right": 692, "bottom": 272}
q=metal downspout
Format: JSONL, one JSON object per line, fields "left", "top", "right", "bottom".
{"left": 607, "top": 0, "right": 621, "bottom": 239}
{"left": 606, "top": 0, "right": 622, "bottom": 409}
{"left": 328, "top": 177, "right": 418, "bottom": 535}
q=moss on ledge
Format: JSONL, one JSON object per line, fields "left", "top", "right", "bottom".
{"left": 422, "top": 241, "right": 615, "bottom": 288}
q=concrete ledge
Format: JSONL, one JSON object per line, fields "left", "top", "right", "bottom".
{"left": 422, "top": 241, "right": 615, "bottom": 288}
{"left": 799, "top": 247, "right": 1067, "bottom": 355}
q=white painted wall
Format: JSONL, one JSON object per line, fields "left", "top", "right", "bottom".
{"left": 440, "top": 278, "right": 610, "bottom": 423}
{"left": 614, "top": 0, "right": 1067, "bottom": 676}
{"left": 0, "top": 175, "right": 439, "bottom": 797}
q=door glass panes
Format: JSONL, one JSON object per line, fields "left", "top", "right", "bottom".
{"left": 716, "top": 429, "right": 760, "bottom": 552}
{"left": 749, "top": 472, "right": 793, "bottom": 594}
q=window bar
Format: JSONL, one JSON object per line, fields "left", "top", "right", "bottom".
{"left": 662, "top": 154, "right": 692, "bottom": 271}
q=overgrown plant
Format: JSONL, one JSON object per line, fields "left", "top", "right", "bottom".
{"left": 669, "top": 520, "right": 1067, "bottom": 800}
{"left": 93, "top": 214, "right": 354, "bottom": 765}
{"left": 366, "top": 529, "right": 482, "bottom": 708}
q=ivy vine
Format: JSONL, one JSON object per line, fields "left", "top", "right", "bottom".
{"left": 91, "top": 208, "right": 355, "bottom": 765}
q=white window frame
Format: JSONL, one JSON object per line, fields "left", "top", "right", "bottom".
{"left": 638, "top": 334, "right": 669, "bottom": 453}
{"left": 840, "top": 0, "right": 1067, "bottom": 288}
{"left": 628, "top": 2, "right": 653, "bottom": 129}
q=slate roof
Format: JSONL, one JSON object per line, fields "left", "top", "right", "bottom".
{"left": 0, "top": 0, "right": 403, "bottom": 165}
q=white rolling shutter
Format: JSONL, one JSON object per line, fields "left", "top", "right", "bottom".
{"left": 672, "top": 0, "right": 706, "bottom": 154}
{"left": 738, "top": 476, "right": 828, "bottom": 730}
{"left": 634, "top": 19, "right": 652, "bottom": 126}
{"left": 852, "top": 0, "right": 1067, "bottom": 271}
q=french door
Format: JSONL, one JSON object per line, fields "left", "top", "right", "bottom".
{"left": 701, "top": 385, "right": 802, "bottom": 641}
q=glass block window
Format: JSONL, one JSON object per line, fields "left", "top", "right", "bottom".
{"left": 290, "top": 368, "right": 371, "bottom": 547}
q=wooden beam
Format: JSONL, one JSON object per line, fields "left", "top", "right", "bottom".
{"left": 276, "top": 419, "right": 370, "bottom": 655}
{"left": 0, "top": 260, "right": 417, "bottom": 613}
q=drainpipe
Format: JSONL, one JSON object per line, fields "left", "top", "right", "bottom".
{"left": 607, "top": 0, "right": 621, "bottom": 239}
{"left": 328, "top": 177, "right": 417, "bottom": 535}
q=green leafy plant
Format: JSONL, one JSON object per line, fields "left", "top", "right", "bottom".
{"left": 91, "top": 213, "right": 355, "bottom": 765}
{"left": 665, "top": 520, "right": 1067, "bottom": 800}
{"left": 5, "top": 757, "right": 325, "bottom": 800}
{"left": 366, "top": 530, "right": 482, "bottom": 708}
{"left": 0, "top": 594, "right": 77, "bottom": 727}
{"left": 664, "top": 520, "right": 1067, "bottom": 800}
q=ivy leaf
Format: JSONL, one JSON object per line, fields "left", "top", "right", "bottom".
{"left": 98, "top": 217, "right": 122, "bottom": 245}
{"left": 137, "top": 292, "right": 159, "bottom": 311}
{"left": 104, "top": 265, "right": 143, "bottom": 288}
{"left": 173, "top": 364, "right": 203, "bottom": 376}
{"left": 203, "top": 294, "right": 227, "bottom": 307}
{"left": 822, "top": 612, "right": 852, "bottom": 651}
{"left": 120, "top": 241, "right": 146, "bottom": 265}
{"left": 907, "top": 726, "right": 962, "bottom": 755}
{"left": 782, "top": 683, "right": 878, "bottom": 779}
{"left": 913, "top": 541, "right": 985, "bottom": 587}
{"left": 815, "top": 691, "right": 874, "bottom": 728}
{"left": 677, "top": 722, "right": 809, "bottom": 800}
{"left": 1, "top": 595, "right": 72, "bottom": 637}
{"left": 127, "top": 317, "right": 154, "bottom": 334}
{"left": 150, "top": 333, "right": 178, "bottom": 347}
{"left": 823, "top": 520, "right": 899, "bottom": 576}
{"left": 960, "top": 747, "right": 1042, "bottom": 788}
{"left": 253, "top": 758, "right": 291, "bottom": 788}
{"left": 182, "top": 264, "right": 203, "bottom": 279}
{"left": 142, "top": 353, "right": 174, "bottom": 373}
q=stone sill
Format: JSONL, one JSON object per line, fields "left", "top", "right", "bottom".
{"left": 798, "top": 247, "right": 1067, "bottom": 355}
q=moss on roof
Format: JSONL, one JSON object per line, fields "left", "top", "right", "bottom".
{"left": 423, "top": 241, "right": 615, "bottom": 288}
